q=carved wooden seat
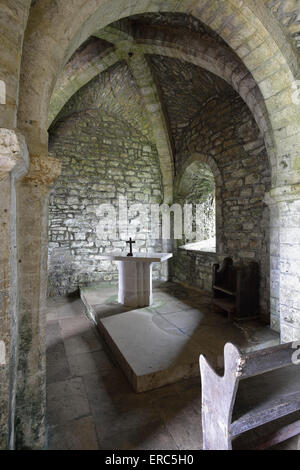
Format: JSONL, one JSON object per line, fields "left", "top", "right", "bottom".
{"left": 212, "top": 257, "right": 259, "bottom": 321}
{"left": 200, "top": 342, "right": 300, "bottom": 450}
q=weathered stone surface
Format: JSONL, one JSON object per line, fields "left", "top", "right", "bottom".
{"left": 0, "top": 128, "right": 28, "bottom": 450}
{"left": 14, "top": 184, "right": 49, "bottom": 449}
{"left": 11, "top": 150, "right": 61, "bottom": 449}
{"left": 83, "top": 283, "right": 279, "bottom": 392}
{"left": 266, "top": 188, "right": 300, "bottom": 341}
{"left": 267, "top": 0, "right": 300, "bottom": 54}
{"left": 0, "top": 0, "right": 31, "bottom": 128}
{"left": 0, "top": 129, "right": 27, "bottom": 178}
{"left": 22, "top": 154, "right": 61, "bottom": 191}
{"left": 48, "top": 63, "right": 163, "bottom": 296}
{"left": 169, "top": 85, "right": 271, "bottom": 319}
{"left": 148, "top": 54, "right": 236, "bottom": 153}
{"left": 50, "top": 19, "right": 270, "bottom": 176}
{"left": 0, "top": 175, "right": 12, "bottom": 450}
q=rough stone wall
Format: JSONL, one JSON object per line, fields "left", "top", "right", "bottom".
{"left": 173, "top": 250, "right": 218, "bottom": 293}
{"left": 271, "top": 198, "right": 300, "bottom": 341}
{"left": 172, "top": 94, "right": 271, "bottom": 319}
{"left": 48, "top": 63, "right": 163, "bottom": 296}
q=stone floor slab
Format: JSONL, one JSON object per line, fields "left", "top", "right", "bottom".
{"left": 47, "top": 341, "right": 72, "bottom": 384}
{"left": 98, "top": 309, "right": 203, "bottom": 392}
{"left": 63, "top": 329, "right": 103, "bottom": 357}
{"left": 99, "top": 421, "right": 177, "bottom": 450}
{"left": 81, "top": 283, "right": 280, "bottom": 393}
{"left": 47, "top": 377, "right": 90, "bottom": 426}
{"left": 48, "top": 416, "right": 99, "bottom": 450}
{"left": 67, "top": 350, "right": 116, "bottom": 377}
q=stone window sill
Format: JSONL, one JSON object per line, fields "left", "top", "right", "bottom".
{"left": 179, "top": 247, "right": 217, "bottom": 255}
{"left": 179, "top": 238, "right": 217, "bottom": 255}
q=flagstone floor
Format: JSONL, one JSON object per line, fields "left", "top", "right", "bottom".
{"left": 46, "top": 283, "right": 299, "bottom": 450}
{"left": 80, "top": 281, "right": 280, "bottom": 393}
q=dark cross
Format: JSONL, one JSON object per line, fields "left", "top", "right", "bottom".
{"left": 126, "top": 237, "right": 135, "bottom": 257}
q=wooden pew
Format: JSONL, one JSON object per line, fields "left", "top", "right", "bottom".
{"left": 212, "top": 257, "right": 259, "bottom": 321}
{"left": 200, "top": 341, "right": 300, "bottom": 450}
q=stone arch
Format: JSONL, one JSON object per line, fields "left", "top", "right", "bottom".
{"left": 49, "top": 36, "right": 271, "bottom": 160}
{"left": 47, "top": 27, "right": 274, "bottom": 204}
{"left": 174, "top": 153, "right": 223, "bottom": 254}
{"left": 2, "top": 1, "right": 299, "bottom": 448}
{"left": 18, "top": 0, "right": 300, "bottom": 190}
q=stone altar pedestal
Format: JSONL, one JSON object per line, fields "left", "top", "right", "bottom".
{"left": 100, "top": 253, "right": 173, "bottom": 308}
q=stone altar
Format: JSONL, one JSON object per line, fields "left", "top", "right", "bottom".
{"left": 100, "top": 253, "right": 173, "bottom": 307}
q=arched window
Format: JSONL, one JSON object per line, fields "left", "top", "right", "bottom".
{"left": 175, "top": 156, "right": 220, "bottom": 253}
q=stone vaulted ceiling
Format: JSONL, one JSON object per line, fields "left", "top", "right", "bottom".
{"left": 148, "top": 54, "right": 236, "bottom": 151}
{"left": 49, "top": 11, "right": 252, "bottom": 204}
{"left": 112, "top": 13, "right": 237, "bottom": 151}
{"left": 115, "top": 11, "right": 230, "bottom": 46}
{"left": 51, "top": 60, "right": 153, "bottom": 140}
{"left": 52, "top": 12, "right": 239, "bottom": 158}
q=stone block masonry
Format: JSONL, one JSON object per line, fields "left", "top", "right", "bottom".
{"left": 172, "top": 92, "right": 271, "bottom": 320}
{"left": 48, "top": 63, "right": 163, "bottom": 296}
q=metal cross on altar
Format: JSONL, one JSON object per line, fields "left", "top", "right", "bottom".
{"left": 126, "top": 237, "right": 135, "bottom": 257}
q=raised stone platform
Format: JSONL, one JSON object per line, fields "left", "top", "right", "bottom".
{"left": 81, "top": 282, "right": 280, "bottom": 393}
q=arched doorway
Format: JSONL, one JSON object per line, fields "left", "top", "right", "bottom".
{"left": 175, "top": 159, "right": 218, "bottom": 253}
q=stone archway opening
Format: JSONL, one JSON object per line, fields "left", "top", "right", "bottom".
{"left": 47, "top": 60, "right": 165, "bottom": 297}
{"left": 18, "top": 2, "right": 300, "bottom": 352}
{"left": 30, "top": 9, "right": 278, "bottom": 448}
{"left": 1, "top": 0, "right": 300, "bottom": 450}
{"left": 176, "top": 160, "right": 216, "bottom": 253}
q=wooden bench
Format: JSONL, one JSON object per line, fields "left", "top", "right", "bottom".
{"left": 200, "top": 341, "right": 300, "bottom": 450}
{"left": 212, "top": 257, "right": 259, "bottom": 321}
